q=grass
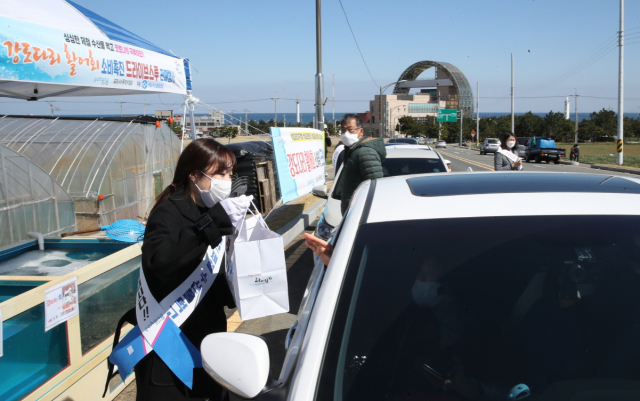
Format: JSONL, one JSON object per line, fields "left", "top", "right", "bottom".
{"left": 556, "top": 143, "right": 640, "bottom": 167}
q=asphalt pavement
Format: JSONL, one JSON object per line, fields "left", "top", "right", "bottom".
{"left": 439, "top": 146, "right": 638, "bottom": 177}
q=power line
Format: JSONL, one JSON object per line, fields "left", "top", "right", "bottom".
{"left": 337, "top": 0, "right": 379, "bottom": 88}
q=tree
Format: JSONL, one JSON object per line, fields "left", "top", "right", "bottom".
{"left": 543, "top": 111, "right": 574, "bottom": 141}
{"left": 579, "top": 109, "right": 617, "bottom": 142}
{"left": 166, "top": 121, "right": 184, "bottom": 138}
{"left": 514, "top": 112, "right": 544, "bottom": 138}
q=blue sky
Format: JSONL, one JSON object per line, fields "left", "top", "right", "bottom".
{"left": 3, "top": 0, "right": 640, "bottom": 117}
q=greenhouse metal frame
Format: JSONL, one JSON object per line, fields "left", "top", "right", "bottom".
{"left": 0, "top": 116, "right": 180, "bottom": 232}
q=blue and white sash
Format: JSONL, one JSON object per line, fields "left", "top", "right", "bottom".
{"left": 109, "top": 239, "right": 226, "bottom": 388}
{"left": 497, "top": 148, "right": 523, "bottom": 170}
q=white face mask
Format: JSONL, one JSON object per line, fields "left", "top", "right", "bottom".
{"left": 412, "top": 280, "right": 444, "bottom": 308}
{"left": 195, "top": 171, "right": 231, "bottom": 207}
{"left": 506, "top": 141, "right": 516, "bottom": 149}
{"left": 341, "top": 132, "right": 359, "bottom": 146}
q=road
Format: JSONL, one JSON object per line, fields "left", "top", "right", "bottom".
{"left": 439, "top": 146, "right": 637, "bottom": 177}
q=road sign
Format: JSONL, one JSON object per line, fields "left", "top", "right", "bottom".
{"left": 471, "top": 133, "right": 476, "bottom": 137}
{"left": 437, "top": 109, "right": 458, "bottom": 122}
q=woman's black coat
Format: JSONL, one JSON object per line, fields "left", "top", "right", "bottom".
{"left": 136, "top": 188, "right": 235, "bottom": 400}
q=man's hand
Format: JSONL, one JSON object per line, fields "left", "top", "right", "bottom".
{"left": 304, "top": 233, "right": 333, "bottom": 265}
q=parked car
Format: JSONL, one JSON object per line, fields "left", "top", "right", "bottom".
{"left": 312, "top": 148, "right": 451, "bottom": 240}
{"left": 516, "top": 137, "right": 528, "bottom": 158}
{"left": 461, "top": 140, "right": 468, "bottom": 146}
{"left": 202, "top": 172, "right": 640, "bottom": 401}
{"left": 387, "top": 137, "right": 419, "bottom": 145}
{"left": 435, "top": 140, "right": 447, "bottom": 148}
{"left": 525, "top": 136, "right": 566, "bottom": 164}
{"left": 480, "top": 138, "right": 500, "bottom": 154}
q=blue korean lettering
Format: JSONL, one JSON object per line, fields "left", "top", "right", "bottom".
{"left": 200, "top": 272, "right": 208, "bottom": 283}
{"left": 175, "top": 297, "right": 187, "bottom": 313}
{"left": 167, "top": 305, "right": 179, "bottom": 319}
{"left": 183, "top": 288, "right": 195, "bottom": 304}
{"left": 101, "top": 59, "right": 113, "bottom": 75}
{"left": 206, "top": 260, "right": 213, "bottom": 273}
{"left": 113, "top": 61, "right": 125, "bottom": 76}
{"left": 213, "top": 253, "right": 218, "bottom": 264}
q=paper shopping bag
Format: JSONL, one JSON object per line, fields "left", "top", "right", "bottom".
{"left": 226, "top": 209, "right": 289, "bottom": 321}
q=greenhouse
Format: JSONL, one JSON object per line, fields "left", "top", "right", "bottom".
{"left": 0, "top": 116, "right": 180, "bottom": 232}
{"left": 0, "top": 145, "right": 76, "bottom": 248}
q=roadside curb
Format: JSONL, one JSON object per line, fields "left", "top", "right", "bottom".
{"left": 560, "top": 160, "right": 579, "bottom": 166}
{"left": 591, "top": 164, "right": 640, "bottom": 176}
{"left": 276, "top": 198, "right": 326, "bottom": 246}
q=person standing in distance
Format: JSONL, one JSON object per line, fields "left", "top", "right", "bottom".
{"left": 494, "top": 132, "right": 523, "bottom": 171}
{"left": 137, "top": 138, "right": 251, "bottom": 401}
{"left": 335, "top": 113, "right": 386, "bottom": 215}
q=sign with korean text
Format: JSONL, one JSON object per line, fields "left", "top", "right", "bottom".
{"left": 437, "top": 109, "right": 458, "bottom": 122}
{"left": 44, "top": 277, "right": 79, "bottom": 331}
{"left": 271, "top": 127, "right": 326, "bottom": 203}
{"left": 0, "top": 16, "right": 188, "bottom": 95}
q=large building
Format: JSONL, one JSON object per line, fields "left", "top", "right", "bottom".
{"left": 368, "top": 61, "right": 474, "bottom": 137}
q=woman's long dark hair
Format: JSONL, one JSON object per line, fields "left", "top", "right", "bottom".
{"left": 500, "top": 132, "right": 518, "bottom": 152}
{"left": 150, "top": 138, "right": 236, "bottom": 215}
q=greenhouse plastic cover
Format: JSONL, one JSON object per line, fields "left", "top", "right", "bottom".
{"left": 0, "top": 145, "right": 76, "bottom": 248}
{"left": 0, "top": 116, "right": 181, "bottom": 231}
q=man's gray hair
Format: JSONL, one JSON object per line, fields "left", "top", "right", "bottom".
{"left": 341, "top": 113, "right": 363, "bottom": 129}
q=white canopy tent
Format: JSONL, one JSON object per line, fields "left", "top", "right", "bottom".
{"left": 0, "top": 0, "right": 192, "bottom": 100}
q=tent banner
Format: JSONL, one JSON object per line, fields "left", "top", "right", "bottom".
{"left": 0, "top": 16, "right": 187, "bottom": 94}
{"left": 271, "top": 127, "right": 326, "bottom": 203}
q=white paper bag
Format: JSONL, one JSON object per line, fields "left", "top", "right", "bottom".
{"left": 226, "top": 206, "right": 289, "bottom": 321}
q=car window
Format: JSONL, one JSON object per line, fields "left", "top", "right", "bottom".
{"left": 488, "top": 139, "right": 500, "bottom": 144}
{"left": 382, "top": 158, "right": 446, "bottom": 176}
{"left": 318, "top": 215, "right": 640, "bottom": 401}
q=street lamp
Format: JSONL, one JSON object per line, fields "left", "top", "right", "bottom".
{"left": 379, "top": 80, "right": 406, "bottom": 138}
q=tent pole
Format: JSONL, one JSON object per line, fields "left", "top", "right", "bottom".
{"left": 187, "top": 90, "right": 197, "bottom": 141}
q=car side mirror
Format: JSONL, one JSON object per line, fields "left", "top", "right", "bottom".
{"left": 312, "top": 184, "right": 329, "bottom": 198}
{"left": 201, "top": 333, "right": 270, "bottom": 399}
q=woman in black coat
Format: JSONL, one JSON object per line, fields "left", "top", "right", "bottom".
{"left": 136, "top": 138, "right": 246, "bottom": 401}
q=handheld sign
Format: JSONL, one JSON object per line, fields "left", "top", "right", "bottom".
{"left": 271, "top": 128, "right": 326, "bottom": 203}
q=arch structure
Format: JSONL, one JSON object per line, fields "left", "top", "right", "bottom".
{"left": 393, "top": 61, "right": 474, "bottom": 118}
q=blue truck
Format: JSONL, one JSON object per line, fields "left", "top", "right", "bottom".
{"left": 524, "top": 136, "right": 566, "bottom": 164}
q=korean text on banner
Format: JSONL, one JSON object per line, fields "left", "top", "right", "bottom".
{"left": 271, "top": 128, "right": 326, "bottom": 203}
{"left": 44, "top": 277, "right": 79, "bottom": 331}
{"left": 0, "top": 16, "right": 187, "bottom": 95}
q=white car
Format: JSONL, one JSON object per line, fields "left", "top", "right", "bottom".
{"left": 313, "top": 148, "right": 450, "bottom": 240}
{"left": 435, "top": 140, "right": 447, "bottom": 148}
{"left": 202, "top": 171, "right": 640, "bottom": 400}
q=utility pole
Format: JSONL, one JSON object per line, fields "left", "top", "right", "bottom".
{"left": 120, "top": 96, "right": 123, "bottom": 117}
{"left": 244, "top": 109, "right": 250, "bottom": 134}
{"left": 315, "top": 0, "right": 325, "bottom": 131}
{"left": 511, "top": 53, "right": 514, "bottom": 133}
{"left": 617, "top": 0, "right": 624, "bottom": 165}
{"left": 271, "top": 97, "right": 278, "bottom": 127}
{"left": 49, "top": 101, "right": 54, "bottom": 117}
{"left": 459, "top": 110, "right": 463, "bottom": 146}
{"left": 332, "top": 73, "right": 335, "bottom": 129}
{"left": 476, "top": 81, "right": 480, "bottom": 145}
{"left": 296, "top": 100, "right": 300, "bottom": 124}
{"left": 574, "top": 90, "right": 579, "bottom": 143}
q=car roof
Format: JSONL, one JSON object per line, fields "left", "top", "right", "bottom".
{"left": 365, "top": 172, "right": 640, "bottom": 223}
{"left": 385, "top": 148, "right": 442, "bottom": 159}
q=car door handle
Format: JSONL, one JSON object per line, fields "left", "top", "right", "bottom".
{"left": 285, "top": 321, "right": 298, "bottom": 350}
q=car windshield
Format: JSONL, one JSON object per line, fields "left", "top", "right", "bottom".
{"left": 332, "top": 157, "right": 445, "bottom": 199}
{"left": 488, "top": 139, "right": 500, "bottom": 144}
{"left": 318, "top": 215, "right": 640, "bottom": 401}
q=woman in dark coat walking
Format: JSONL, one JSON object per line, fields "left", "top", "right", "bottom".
{"left": 135, "top": 138, "right": 247, "bottom": 401}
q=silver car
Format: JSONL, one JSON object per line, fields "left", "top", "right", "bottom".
{"left": 481, "top": 138, "right": 500, "bottom": 154}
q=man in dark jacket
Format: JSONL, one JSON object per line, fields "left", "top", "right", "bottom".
{"left": 336, "top": 114, "right": 386, "bottom": 215}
